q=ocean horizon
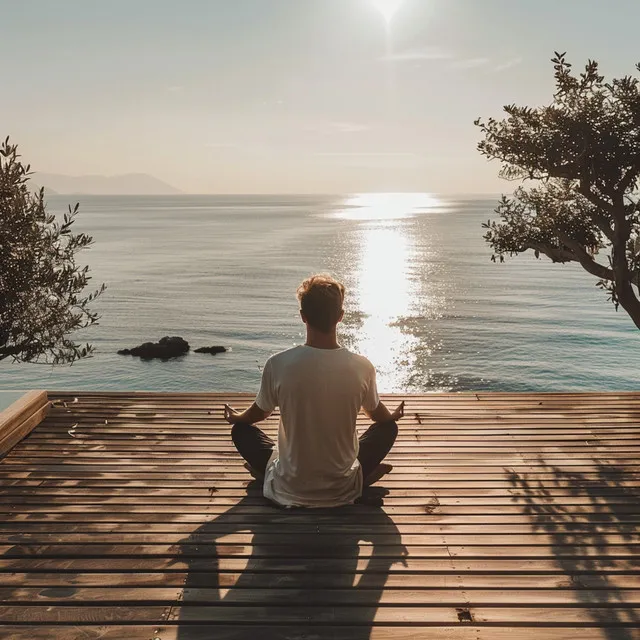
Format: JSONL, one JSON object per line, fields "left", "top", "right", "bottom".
{"left": 2, "top": 192, "right": 639, "bottom": 394}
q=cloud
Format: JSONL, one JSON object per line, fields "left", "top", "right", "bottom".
{"left": 383, "top": 50, "right": 502, "bottom": 73}
{"left": 303, "top": 121, "right": 371, "bottom": 135}
{"left": 451, "top": 57, "right": 490, "bottom": 70}
{"left": 329, "top": 122, "right": 371, "bottom": 133}
{"left": 493, "top": 57, "right": 523, "bottom": 72}
{"left": 204, "top": 142, "right": 240, "bottom": 149}
{"left": 166, "top": 85, "right": 184, "bottom": 93}
{"left": 313, "top": 151, "right": 421, "bottom": 168}
{"left": 314, "top": 152, "right": 418, "bottom": 157}
{"left": 381, "top": 48, "right": 453, "bottom": 63}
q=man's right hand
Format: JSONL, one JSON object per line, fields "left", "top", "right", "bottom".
{"left": 390, "top": 400, "right": 405, "bottom": 421}
{"left": 223, "top": 404, "right": 241, "bottom": 424}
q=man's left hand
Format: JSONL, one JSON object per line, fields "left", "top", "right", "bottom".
{"left": 390, "top": 401, "right": 405, "bottom": 422}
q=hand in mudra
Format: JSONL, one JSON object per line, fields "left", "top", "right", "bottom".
{"left": 390, "top": 401, "right": 405, "bottom": 421}
{"left": 223, "top": 404, "right": 241, "bottom": 424}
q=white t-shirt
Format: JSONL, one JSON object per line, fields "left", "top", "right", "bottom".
{"left": 255, "top": 345, "right": 380, "bottom": 508}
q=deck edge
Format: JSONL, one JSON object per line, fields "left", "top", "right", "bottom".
{"left": 0, "top": 390, "right": 49, "bottom": 456}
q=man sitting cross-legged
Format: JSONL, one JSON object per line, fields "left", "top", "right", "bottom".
{"left": 223, "top": 274, "right": 404, "bottom": 508}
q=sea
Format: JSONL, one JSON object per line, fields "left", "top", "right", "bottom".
{"left": 2, "top": 193, "right": 640, "bottom": 394}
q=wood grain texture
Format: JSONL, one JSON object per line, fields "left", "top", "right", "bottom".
{"left": 0, "top": 391, "right": 638, "bottom": 638}
{"left": 0, "top": 390, "right": 48, "bottom": 456}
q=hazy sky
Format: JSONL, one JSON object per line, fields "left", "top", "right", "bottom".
{"left": 2, "top": 0, "right": 640, "bottom": 194}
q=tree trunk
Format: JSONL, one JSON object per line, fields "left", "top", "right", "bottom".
{"left": 611, "top": 200, "right": 640, "bottom": 331}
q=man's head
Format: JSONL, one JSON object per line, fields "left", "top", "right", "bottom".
{"left": 297, "top": 274, "right": 345, "bottom": 333}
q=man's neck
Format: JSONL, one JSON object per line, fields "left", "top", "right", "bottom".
{"left": 305, "top": 329, "right": 340, "bottom": 350}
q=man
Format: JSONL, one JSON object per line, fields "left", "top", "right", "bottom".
{"left": 223, "top": 274, "right": 404, "bottom": 508}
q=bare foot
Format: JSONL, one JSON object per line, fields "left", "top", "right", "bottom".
{"left": 244, "top": 462, "right": 265, "bottom": 481}
{"left": 364, "top": 463, "right": 393, "bottom": 487}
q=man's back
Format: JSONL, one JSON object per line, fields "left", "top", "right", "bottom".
{"left": 256, "top": 345, "right": 379, "bottom": 507}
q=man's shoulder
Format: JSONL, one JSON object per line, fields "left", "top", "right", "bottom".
{"left": 267, "top": 346, "right": 374, "bottom": 373}
{"left": 342, "top": 349, "right": 375, "bottom": 373}
{"left": 266, "top": 345, "right": 306, "bottom": 366}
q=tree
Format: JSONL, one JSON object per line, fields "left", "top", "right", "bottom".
{"left": 476, "top": 53, "right": 640, "bottom": 330}
{"left": 0, "top": 138, "right": 105, "bottom": 363}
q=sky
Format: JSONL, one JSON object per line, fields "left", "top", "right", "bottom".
{"left": 2, "top": 0, "right": 640, "bottom": 194}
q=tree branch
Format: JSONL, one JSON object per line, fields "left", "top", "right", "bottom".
{"left": 556, "top": 233, "right": 615, "bottom": 281}
{"left": 577, "top": 180, "right": 615, "bottom": 242}
{"left": 529, "top": 242, "right": 576, "bottom": 264}
{"left": 619, "top": 167, "right": 640, "bottom": 194}
{"left": 610, "top": 201, "right": 640, "bottom": 329}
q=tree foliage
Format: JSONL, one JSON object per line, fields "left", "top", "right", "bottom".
{"left": 476, "top": 54, "right": 640, "bottom": 330}
{"left": 0, "top": 138, "right": 105, "bottom": 363}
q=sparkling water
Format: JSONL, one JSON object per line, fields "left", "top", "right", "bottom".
{"left": 2, "top": 193, "right": 639, "bottom": 393}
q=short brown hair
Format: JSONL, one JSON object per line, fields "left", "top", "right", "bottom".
{"left": 297, "top": 274, "right": 345, "bottom": 333}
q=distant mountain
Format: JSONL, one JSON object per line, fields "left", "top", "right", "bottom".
{"left": 33, "top": 172, "right": 182, "bottom": 195}
{"left": 31, "top": 184, "right": 58, "bottom": 195}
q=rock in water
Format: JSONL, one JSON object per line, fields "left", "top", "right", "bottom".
{"left": 194, "top": 346, "right": 228, "bottom": 355}
{"left": 118, "top": 336, "right": 190, "bottom": 360}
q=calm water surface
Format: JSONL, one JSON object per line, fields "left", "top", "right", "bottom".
{"left": 2, "top": 193, "right": 639, "bottom": 393}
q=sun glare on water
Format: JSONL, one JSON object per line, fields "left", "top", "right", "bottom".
{"left": 336, "top": 192, "right": 441, "bottom": 221}
{"left": 354, "top": 222, "right": 416, "bottom": 390}
{"left": 335, "top": 193, "right": 441, "bottom": 390}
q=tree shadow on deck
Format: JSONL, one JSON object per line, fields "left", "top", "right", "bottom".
{"left": 176, "top": 483, "right": 408, "bottom": 639}
{"left": 507, "top": 459, "right": 640, "bottom": 640}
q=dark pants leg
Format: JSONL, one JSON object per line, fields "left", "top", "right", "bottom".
{"left": 231, "top": 422, "right": 275, "bottom": 475}
{"left": 358, "top": 420, "right": 398, "bottom": 483}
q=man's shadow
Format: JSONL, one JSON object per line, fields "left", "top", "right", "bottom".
{"left": 176, "top": 482, "right": 407, "bottom": 638}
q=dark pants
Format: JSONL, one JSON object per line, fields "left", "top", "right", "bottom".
{"left": 231, "top": 420, "right": 398, "bottom": 486}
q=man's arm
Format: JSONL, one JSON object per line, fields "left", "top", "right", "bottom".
{"left": 224, "top": 357, "right": 276, "bottom": 425}
{"left": 224, "top": 402, "right": 271, "bottom": 425}
{"left": 364, "top": 400, "right": 405, "bottom": 423}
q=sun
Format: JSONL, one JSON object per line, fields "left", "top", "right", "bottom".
{"left": 371, "top": 0, "right": 404, "bottom": 23}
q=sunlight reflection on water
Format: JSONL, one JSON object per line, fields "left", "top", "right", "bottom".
{"left": 6, "top": 193, "right": 639, "bottom": 393}
{"left": 333, "top": 192, "right": 442, "bottom": 221}
{"left": 336, "top": 193, "right": 441, "bottom": 391}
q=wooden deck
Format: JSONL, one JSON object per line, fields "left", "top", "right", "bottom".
{"left": 0, "top": 391, "right": 639, "bottom": 639}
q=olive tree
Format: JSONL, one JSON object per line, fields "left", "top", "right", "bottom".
{"left": 476, "top": 54, "right": 640, "bottom": 330}
{"left": 0, "top": 138, "right": 105, "bottom": 363}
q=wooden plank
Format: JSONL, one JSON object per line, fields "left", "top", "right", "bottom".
{"left": 0, "top": 623, "right": 640, "bottom": 640}
{"left": 2, "top": 495, "right": 637, "bottom": 508}
{"left": 1, "top": 542, "right": 639, "bottom": 560}
{"left": 0, "top": 605, "right": 167, "bottom": 623}
{"left": 1, "top": 532, "right": 637, "bottom": 546}
{"left": 1, "top": 504, "right": 638, "bottom": 518}
{"left": 3, "top": 462, "right": 639, "bottom": 473}
{"left": 12, "top": 445, "right": 640, "bottom": 455}
{"left": 6, "top": 473, "right": 639, "bottom": 485}
{"left": 1, "top": 490, "right": 635, "bottom": 503}
{"left": 2, "top": 479, "right": 639, "bottom": 490}
{"left": 3, "top": 586, "right": 640, "bottom": 606}
{"left": 17, "top": 448, "right": 639, "bottom": 459}
{"left": 5, "top": 461, "right": 638, "bottom": 473}
{"left": 0, "top": 522, "right": 632, "bottom": 535}
{"left": 0, "top": 627, "right": 637, "bottom": 640}
{"left": 0, "top": 556, "right": 637, "bottom": 573}
{"left": 168, "top": 605, "right": 640, "bottom": 625}
{"left": 1, "top": 513, "right": 639, "bottom": 526}
{"left": 29, "top": 424, "right": 640, "bottom": 433}
{"left": 2, "top": 572, "right": 639, "bottom": 589}
{"left": 0, "top": 390, "right": 48, "bottom": 456}
{"left": 2, "top": 604, "right": 639, "bottom": 625}
{"left": 6, "top": 490, "right": 637, "bottom": 504}
{"left": 0, "top": 405, "right": 50, "bottom": 458}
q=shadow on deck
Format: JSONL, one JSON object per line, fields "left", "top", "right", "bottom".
{"left": 0, "top": 391, "right": 638, "bottom": 639}
{"left": 508, "top": 459, "right": 640, "bottom": 640}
